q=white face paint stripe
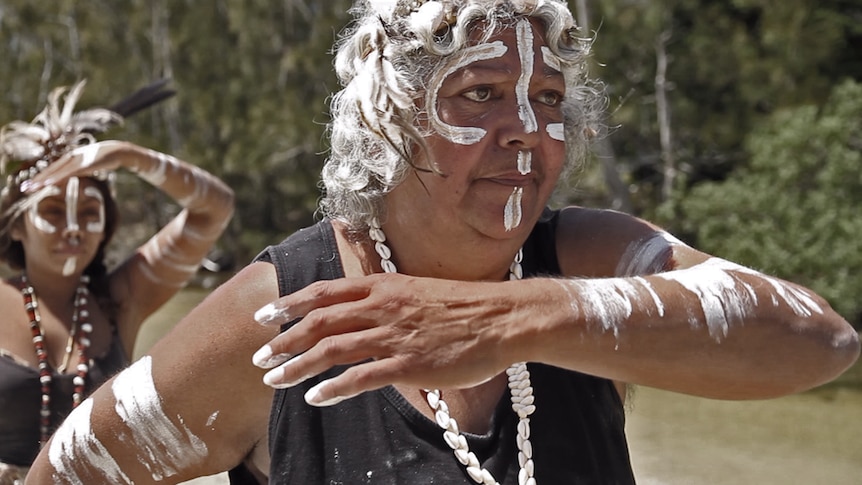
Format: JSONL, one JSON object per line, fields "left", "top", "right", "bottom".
{"left": 428, "top": 41, "right": 508, "bottom": 145}
{"left": 62, "top": 257, "right": 77, "bottom": 277}
{"left": 28, "top": 186, "right": 61, "bottom": 234}
{"left": 83, "top": 186, "right": 106, "bottom": 233}
{"left": 65, "top": 177, "right": 80, "bottom": 232}
{"left": 546, "top": 123, "right": 565, "bottom": 141}
{"left": 504, "top": 187, "right": 523, "bottom": 231}
{"left": 515, "top": 19, "right": 538, "bottom": 134}
{"left": 517, "top": 150, "right": 532, "bottom": 175}
{"left": 541, "top": 47, "right": 566, "bottom": 142}
{"left": 112, "top": 356, "right": 208, "bottom": 481}
{"left": 48, "top": 399, "right": 131, "bottom": 484}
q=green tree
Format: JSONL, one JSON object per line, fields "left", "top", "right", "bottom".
{"left": 677, "top": 80, "right": 862, "bottom": 326}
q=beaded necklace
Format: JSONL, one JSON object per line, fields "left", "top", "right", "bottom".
{"left": 20, "top": 273, "right": 93, "bottom": 446}
{"left": 368, "top": 218, "right": 537, "bottom": 485}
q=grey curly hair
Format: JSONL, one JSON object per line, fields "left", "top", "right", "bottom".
{"left": 320, "top": 0, "right": 602, "bottom": 231}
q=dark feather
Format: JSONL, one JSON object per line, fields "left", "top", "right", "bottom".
{"left": 107, "top": 79, "right": 176, "bottom": 118}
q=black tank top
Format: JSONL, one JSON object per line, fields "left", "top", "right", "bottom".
{"left": 0, "top": 334, "right": 128, "bottom": 466}
{"left": 256, "top": 212, "right": 636, "bottom": 484}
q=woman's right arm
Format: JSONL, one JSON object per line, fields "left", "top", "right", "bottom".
{"left": 25, "top": 262, "right": 280, "bottom": 485}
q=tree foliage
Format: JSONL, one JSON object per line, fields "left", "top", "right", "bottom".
{"left": 677, "top": 80, "right": 862, "bottom": 323}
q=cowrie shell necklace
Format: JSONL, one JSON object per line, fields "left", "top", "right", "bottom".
{"left": 369, "top": 218, "right": 538, "bottom": 485}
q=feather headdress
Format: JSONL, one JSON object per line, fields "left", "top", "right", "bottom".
{"left": 0, "top": 80, "right": 122, "bottom": 186}
{"left": 0, "top": 78, "right": 175, "bottom": 188}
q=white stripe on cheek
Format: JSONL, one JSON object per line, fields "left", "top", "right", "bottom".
{"left": 28, "top": 186, "right": 61, "bottom": 234}
{"left": 546, "top": 123, "right": 565, "bottom": 141}
{"left": 516, "top": 19, "right": 538, "bottom": 133}
{"left": 517, "top": 150, "right": 532, "bottom": 175}
{"left": 83, "top": 186, "right": 105, "bottom": 233}
{"left": 112, "top": 356, "right": 209, "bottom": 481}
{"left": 541, "top": 47, "right": 566, "bottom": 141}
{"left": 504, "top": 187, "right": 523, "bottom": 231}
{"left": 428, "top": 42, "right": 508, "bottom": 145}
{"left": 48, "top": 399, "right": 131, "bottom": 484}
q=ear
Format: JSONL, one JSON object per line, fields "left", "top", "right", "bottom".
{"left": 10, "top": 222, "right": 24, "bottom": 242}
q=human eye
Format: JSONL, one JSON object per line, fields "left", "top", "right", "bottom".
{"left": 80, "top": 207, "right": 101, "bottom": 221}
{"left": 536, "top": 90, "right": 563, "bottom": 107}
{"left": 38, "top": 201, "right": 65, "bottom": 218}
{"left": 462, "top": 86, "right": 493, "bottom": 102}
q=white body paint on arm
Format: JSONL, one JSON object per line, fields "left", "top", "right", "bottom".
{"left": 111, "top": 356, "right": 209, "bottom": 481}
{"left": 48, "top": 399, "right": 131, "bottom": 484}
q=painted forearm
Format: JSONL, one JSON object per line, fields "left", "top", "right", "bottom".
{"left": 533, "top": 260, "right": 858, "bottom": 398}
{"left": 129, "top": 147, "right": 234, "bottom": 217}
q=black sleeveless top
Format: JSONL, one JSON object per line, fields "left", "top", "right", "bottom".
{"left": 256, "top": 212, "right": 636, "bottom": 484}
{"left": 0, "top": 334, "right": 127, "bottom": 466}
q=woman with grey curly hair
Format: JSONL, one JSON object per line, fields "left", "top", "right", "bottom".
{"left": 27, "top": 1, "right": 858, "bottom": 484}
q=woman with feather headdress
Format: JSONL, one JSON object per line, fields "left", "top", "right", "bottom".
{"left": 0, "top": 79, "right": 234, "bottom": 483}
{"left": 26, "top": 1, "right": 859, "bottom": 484}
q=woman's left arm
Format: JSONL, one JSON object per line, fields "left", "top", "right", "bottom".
{"left": 249, "top": 209, "right": 858, "bottom": 404}
{"left": 540, "top": 206, "right": 860, "bottom": 399}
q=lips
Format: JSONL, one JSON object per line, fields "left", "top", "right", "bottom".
{"left": 485, "top": 173, "right": 534, "bottom": 187}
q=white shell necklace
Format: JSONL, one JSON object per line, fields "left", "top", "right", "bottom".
{"left": 368, "top": 218, "right": 538, "bottom": 485}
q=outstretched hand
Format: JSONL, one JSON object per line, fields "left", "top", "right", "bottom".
{"left": 251, "top": 272, "right": 537, "bottom": 406}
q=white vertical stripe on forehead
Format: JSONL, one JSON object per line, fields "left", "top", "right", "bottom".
{"left": 515, "top": 19, "right": 538, "bottom": 133}
{"left": 28, "top": 185, "right": 61, "bottom": 234}
{"left": 112, "top": 356, "right": 208, "bottom": 481}
{"left": 429, "top": 41, "right": 508, "bottom": 145}
{"left": 48, "top": 399, "right": 131, "bottom": 484}
{"left": 65, "top": 176, "right": 80, "bottom": 232}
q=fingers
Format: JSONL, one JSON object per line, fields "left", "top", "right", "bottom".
{"left": 303, "top": 360, "right": 397, "bottom": 407}
{"left": 253, "top": 278, "right": 373, "bottom": 326}
{"left": 257, "top": 328, "right": 387, "bottom": 391}
{"left": 20, "top": 144, "right": 109, "bottom": 192}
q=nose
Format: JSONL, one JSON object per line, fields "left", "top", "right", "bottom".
{"left": 62, "top": 223, "right": 83, "bottom": 245}
{"left": 495, "top": 100, "right": 542, "bottom": 150}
